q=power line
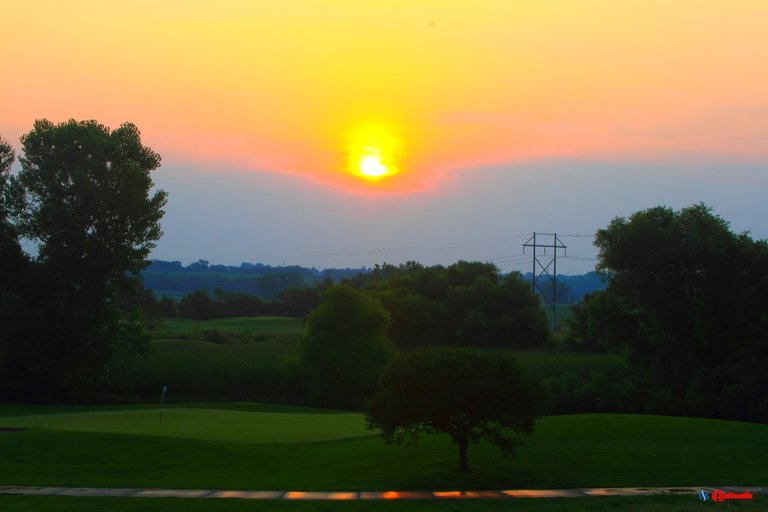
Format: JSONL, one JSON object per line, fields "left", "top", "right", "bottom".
{"left": 292, "top": 235, "right": 531, "bottom": 260}
{"left": 561, "top": 254, "right": 597, "bottom": 261}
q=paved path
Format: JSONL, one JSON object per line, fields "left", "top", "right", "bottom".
{"left": 0, "top": 485, "right": 764, "bottom": 500}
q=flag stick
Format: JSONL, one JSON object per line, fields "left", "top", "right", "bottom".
{"left": 159, "top": 385, "right": 168, "bottom": 427}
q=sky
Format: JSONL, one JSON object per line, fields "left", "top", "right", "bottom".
{"left": 2, "top": 1, "right": 767, "bottom": 274}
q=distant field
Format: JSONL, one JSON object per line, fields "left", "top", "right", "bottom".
{"left": 158, "top": 316, "right": 305, "bottom": 337}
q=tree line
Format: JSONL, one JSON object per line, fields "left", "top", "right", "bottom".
{"left": 133, "top": 285, "right": 323, "bottom": 322}
{"left": 143, "top": 259, "right": 363, "bottom": 300}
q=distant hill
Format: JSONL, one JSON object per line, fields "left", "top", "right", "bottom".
{"left": 143, "top": 259, "right": 607, "bottom": 302}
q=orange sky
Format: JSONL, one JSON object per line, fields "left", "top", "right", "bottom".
{"left": 2, "top": 0, "right": 767, "bottom": 194}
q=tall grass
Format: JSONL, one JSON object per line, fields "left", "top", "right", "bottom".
{"left": 106, "top": 339, "right": 302, "bottom": 402}
{"left": 104, "top": 315, "right": 637, "bottom": 414}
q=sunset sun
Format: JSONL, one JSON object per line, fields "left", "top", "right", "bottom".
{"left": 347, "top": 122, "right": 402, "bottom": 182}
{"left": 358, "top": 152, "right": 389, "bottom": 179}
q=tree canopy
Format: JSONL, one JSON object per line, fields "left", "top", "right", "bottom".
{"left": 354, "top": 261, "right": 550, "bottom": 349}
{"left": 366, "top": 347, "right": 537, "bottom": 472}
{"left": 298, "top": 284, "right": 395, "bottom": 408}
{"left": 1, "top": 120, "right": 166, "bottom": 400}
{"left": 594, "top": 203, "right": 768, "bottom": 420}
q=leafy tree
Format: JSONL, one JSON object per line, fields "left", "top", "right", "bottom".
{"left": 3, "top": 120, "right": 166, "bottom": 399}
{"left": 0, "top": 136, "right": 35, "bottom": 394}
{"left": 158, "top": 295, "right": 178, "bottom": 317}
{"left": 358, "top": 261, "right": 549, "bottom": 349}
{"left": 276, "top": 285, "right": 321, "bottom": 318}
{"left": 366, "top": 347, "right": 537, "bottom": 472}
{"left": 178, "top": 289, "right": 216, "bottom": 320}
{"left": 595, "top": 204, "right": 768, "bottom": 420}
{"left": 298, "top": 284, "right": 395, "bottom": 408}
{"left": 177, "top": 288, "right": 270, "bottom": 319}
{"left": 565, "top": 290, "right": 640, "bottom": 353}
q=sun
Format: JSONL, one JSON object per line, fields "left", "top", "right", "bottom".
{"left": 346, "top": 122, "right": 402, "bottom": 182}
{"left": 359, "top": 152, "right": 389, "bottom": 178}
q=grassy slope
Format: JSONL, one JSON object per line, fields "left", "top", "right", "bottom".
{"left": 1, "top": 407, "right": 766, "bottom": 491}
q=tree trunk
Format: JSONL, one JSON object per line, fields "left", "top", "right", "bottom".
{"left": 458, "top": 439, "right": 470, "bottom": 472}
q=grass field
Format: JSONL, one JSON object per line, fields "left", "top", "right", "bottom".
{"left": 105, "top": 317, "right": 306, "bottom": 402}
{"left": 1, "top": 405, "right": 766, "bottom": 490}
{"left": 158, "top": 317, "right": 305, "bottom": 338}
{"left": 2, "top": 404, "right": 766, "bottom": 511}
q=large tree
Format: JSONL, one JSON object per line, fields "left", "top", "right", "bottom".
{"left": 366, "top": 347, "right": 537, "bottom": 472}
{"left": 0, "top": 137, "right": 34, "bottom": 393}
{"left": 298, "top": 284, "right": 395, "bottom": 408}
{"left": 594, "top": 204, "right": 768, "bottom": 420}
{"left": 2, "top": 119, "right": 167, "bottom": 399}
{"left": 358, "top": 261, "right": 549, "bottom": 349}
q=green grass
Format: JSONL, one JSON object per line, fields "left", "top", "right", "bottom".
{"left": 2, "top": 405, "right": 766, "bottom": 511}
{"left": 0, "top": 407, "right": 366, "bottom": 443}
{"left": 1, "top": 406, "right": 766, "bottom": 492}
{"left": 158, "top": 317, "right": 305, "bottom": 338}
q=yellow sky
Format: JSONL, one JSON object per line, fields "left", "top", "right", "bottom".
{"left": 2, "top": 0, "right": 767, "bottom": 193}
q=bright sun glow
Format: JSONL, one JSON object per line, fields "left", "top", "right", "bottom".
{"left": 359, "top": 152, "right": 388, "bottom": 178}
{"left": 347, "top": 123, "right": 402, "bottom": 182}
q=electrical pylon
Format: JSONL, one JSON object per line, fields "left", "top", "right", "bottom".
{"left": 523, "top": 232, "right": 567, "bottom": 329}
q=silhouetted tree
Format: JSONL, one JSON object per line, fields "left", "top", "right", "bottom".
{"left": 2, "top": 120, "right": 166, "bottom": 399}
{"left": 357, "top": 261, "right": 549, "bottom": 349}
{"left": 595, "top": 204, "right": 768, "bottom": 420}
{"left": 366, "top": 347, "right": 537, "bottom": 472}
{"left": 298, "top": 284, "right": 395, "bottom": 408}
{"left": 179, "top": 289, "right": 216, "bottom": 320}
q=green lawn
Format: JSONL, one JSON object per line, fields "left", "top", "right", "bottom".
{"left": 0, "top": 407, "right": 366, "bottom": 443}
{"left": 1, "top": 406, "right": 765, "bottom": 492}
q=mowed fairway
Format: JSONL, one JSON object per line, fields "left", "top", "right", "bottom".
{"left": 2, "top": 405, "right": 767, "bottom": 492}
{"left": 0, "top": 406, "right": 368, "bottom": 444}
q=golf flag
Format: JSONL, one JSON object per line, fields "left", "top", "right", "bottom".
{"left": 162, "top": 385, "right": 168, "bottom": 395}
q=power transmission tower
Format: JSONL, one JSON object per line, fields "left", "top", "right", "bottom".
{"left": 523, "top": 233, "right": 567, "bottom": 329}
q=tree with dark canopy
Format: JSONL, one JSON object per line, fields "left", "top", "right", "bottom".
{"left": 366, "top": 347, "right": 537, "bottom": 472}
{"left": 298, "top": 284, "right": 395, "bottom": 408}
{"left": 1, "top": 120, "right": 166, "bottom": 400}
{"left": 355, "top": 261, "right": 550, "bottom": 350}
{"left": 595, "top": 203, "right": 768, "bottom": 420}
